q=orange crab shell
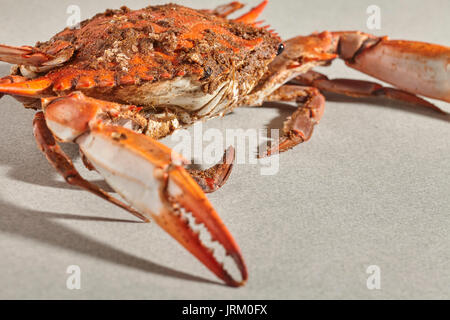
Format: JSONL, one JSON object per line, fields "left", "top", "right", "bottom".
{"left": 34, "top": 4, "right": 281, "bottom": 97}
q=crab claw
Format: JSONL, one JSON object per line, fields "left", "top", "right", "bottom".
{"left": 40, "top": 92, "right": 248, "bottom": 286}
{"left": 75, "top": 126, "right": 247, "bottom": 286}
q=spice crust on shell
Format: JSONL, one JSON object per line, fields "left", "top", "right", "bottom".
{"left": 34, "top": 4, "right": 279, "bottom": 102}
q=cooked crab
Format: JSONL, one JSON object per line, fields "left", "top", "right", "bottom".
{"left": 0, "top": 0, "right": 448, "bottom": 286}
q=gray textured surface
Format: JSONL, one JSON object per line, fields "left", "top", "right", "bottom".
{"left": 0, "top": 0, "right": 449, "bottom": 299}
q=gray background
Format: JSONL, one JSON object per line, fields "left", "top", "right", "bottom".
{"left": 0, "top": 0, "right": 449, "bottom": 299}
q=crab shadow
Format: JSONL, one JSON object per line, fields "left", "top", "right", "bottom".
{"left": 0, "top": 160, "right": 221, "bottom": 287}
{"left": 0, "top": 199, "right": 221, "bottom": 286}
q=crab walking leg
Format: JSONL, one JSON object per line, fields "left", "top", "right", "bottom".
{"left": 42, "top": 92, "right": 247, "bottom": 286}
{"left": 293, "top": 71, "right": 446, "bottom": 114}
{"left": 0, "top": 44, "right": 54, "bottom": 66}
{"left": 0, "top": 77, "right": 52, "bottom": 97}
{"left": 262, "top": 85, "right": 325, "bottom": 157}
{"left": 188, "top": 146, "right": 235, "bottom": 194}
{"left": 338, "top": 35, "right": 450, "bottom": 102}
{"left": 0, "top": 75, "right": 43, "bottom": 108}
{"left": 0, "top": 42, "right": 74, "bottom": 73}
{"left": 33, "top": 112, "right": 150, "bottom": 222}
{"left": 275, "top": 32, "right": 449, "bottom": 104}
{"left": 0, "top": 75, "right": 29, "bottom": 85}
{"left": 234, "top": 0, "right": 268, "bottom": 23}
{"left": 0, "top": 75, "right": 28, "bottom": 99}
{"left": 206, "top": 1, "right": 244, "bottom": 18}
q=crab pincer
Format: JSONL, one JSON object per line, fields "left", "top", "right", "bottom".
{"left": 40, "top": 92, "right": 247, "bottom": 286}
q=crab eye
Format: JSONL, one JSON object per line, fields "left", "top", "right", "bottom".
{"left": 200, "top": 67, "right": 213, "bottom": 80}
{"left": 277, "top": 43, "right": 285, "bottom": 56}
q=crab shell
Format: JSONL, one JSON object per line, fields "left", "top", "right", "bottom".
{"left": 21, "top": 4, "right": 280, "bottom": 129}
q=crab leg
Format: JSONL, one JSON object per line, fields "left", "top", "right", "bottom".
{"left": 262, "top": 85, "right": 325, "bottom": 156}
{"left": 0, "top": 44, "right": 54, "bottom": 66}
{"left": 0, "top": 42, "right": 74, "bottom": 77}
{"left": 0, "top": 41, "right": 74, "bottom": 66}
{"left": 42, "top": 92, "right": 247, "bottom": 286}
{"left": 33, "top": 111, "right": 150, "bottom": 222}
{"left": 234, "top": 0, "right": 268, "bottom": 23}
{"left": 206, "top": 1, "right": 244, "bottom": 18}
{"left": 335, "top": 33, "right": 450, "bottom": 102}
{"left": 0, "top": 75, "right": 28, "bottom": 85}
{"left": 0, "top": 76, "right": 52, "bottom": 97}
{"left": 188, "top": 146, "right": 235, "bottom": 194}
{"left": 293, "top": 71, "right": 445, "bottom": 114}
{"left": 0, "top": 75, "right": 28, "bottom": 99}
{"left": 281, "top": 31, "right": 450, "bottom": 102}
{"left": 254, "top": 31, "right": 448, "bottom": 155}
